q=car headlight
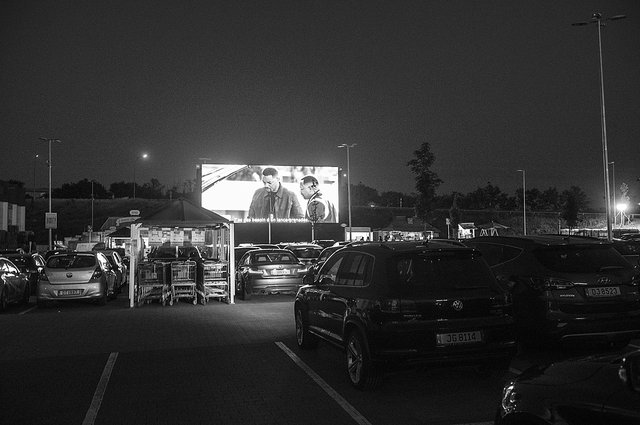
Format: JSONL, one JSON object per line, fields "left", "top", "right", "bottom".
{"left": 501, "top": 383, "right": 519, "bottom": 414}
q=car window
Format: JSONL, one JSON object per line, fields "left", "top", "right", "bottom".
{"left": 290, "top": 248, "right": 322, "bottom": 259}
{"left": 34, "top": 255, "right": 45, "bottom": 267}
{"left": 47, "top": 255, "right": 97, "bottom": 269}
{"left": 533, "top": 245, "right": 630, "bottom": 273}
{"left": 5, "top": 261, "right": 19, "bottom": 274}
{"left": 390, "top": 251, "right": 498, "bottom": 294}
{"left": 6, "top": 256, "right": 27, "bottom": 267}
{"left": 336, "top": 253, "right": 373, "bottom": 286}
{"left": 96, "top": 253, "right": 111, "bottom": 270}
{"left": 0, "top": 259, "right": 8, "bottom": 272}
{"left": 468, "top": 242, "right": 522, "bottom": 266}
{"left": 318, "top": 253, "right": 345, "bottom": 284}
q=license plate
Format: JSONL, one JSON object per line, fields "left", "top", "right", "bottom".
{"left": 436, "top": 331, "right": 482, "bottom": 346}
{"left": 585, "top": 286, "right": 620, "bottom": 297}
{"left": 271, "top": 269, "right": 290, "bottom": 275}
{"left": 58, "top": 289, "right": 83, "bottom": 296}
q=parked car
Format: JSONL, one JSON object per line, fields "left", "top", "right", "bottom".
{"left": 496, "top": 349, "right": 640, "bottom": 424}
{"left": 312, "top": 239, "right": 336, "bottom": 249}
{"left": 283, "top": 243, "right": 323, "bottom": 267}
{"left": 464, "top": 235, "right": 640, "bottom": 347}
{"left": 236, "top": 249, "right": 308, "bottom": 299}
{"left": 37, "top": 251, "right": 118, "bottom": 307}
{"left": 95, "top": 249, "right": 128, "bottom": 291}
{"left": 0, "top": 257, "right": 31, "bottom": 311}
{"left": 2, "top": 252, "right": 45, "bottom": 295}
{"left": 294, "top": 241, "right": 516, "bottom": 389}
{"left": 611, "top": 238, "right": 640, "bottom": 266}
{"left": 619, "top": 233, "right": 640, "bottom": 242}
{"left": 302, "top": 245, "right": 344, "bottom": 285}
{"left": 234, "top": 246, "right": 261, "bottom": 268}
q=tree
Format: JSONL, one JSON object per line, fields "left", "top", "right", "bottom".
{"left": 561, "top": 186, "right": 589, "bottom": 229}
{"left": 407, "top": 142, "right": 443, "bottom": 219}
{"left": 351, "top": 182, "right": 379, "bottom": 206}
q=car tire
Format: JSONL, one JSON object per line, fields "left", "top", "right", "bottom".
{"left": 242, "top": 280, "right": 252, "bottom": 300}
{"left": 0, "top": 288, "right": 7, "bottom": 312}
{"left": 295, "top": 307, "right": 318, "bottom": 349}
{"left": 97, "top": 289, "right": 108, "bottom": 306}
{"left": 345, "top": 330, "right": 381, "bottom": 390}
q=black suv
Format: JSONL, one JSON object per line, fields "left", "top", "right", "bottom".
{"left": 294, "top": 241, "right": 516, "bottom": 389}
{"left": 465, "top": 235, "right": 640, "bottom": 347}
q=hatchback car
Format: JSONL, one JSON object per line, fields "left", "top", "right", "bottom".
{"left": 236, "top": 249, "right": 308, "bottom": 299}
{"left": 95, "top": 249, "right": 128, "bottom": 291}
{"left": 0, "top": 257, "right": 31, "bottom": 311}
{"left": 3, "top": 252, "right": 45, "bottom": 295}
{"left": 496, "top": 349, "right": 640, "bottom": 424}
{"left": 294, "top": 241, "right": 516, "bottom": 389}
{"left": 465, "top": 235, "right": 640, "bottom": 347}
{"left": 37, "top": 252, "right": 118, "bottom": 307}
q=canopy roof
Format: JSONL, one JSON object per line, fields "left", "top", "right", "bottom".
{"left": 139, "top": 198, "right": 231, "bottom": 227}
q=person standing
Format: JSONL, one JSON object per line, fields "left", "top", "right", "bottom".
{"left": 299, "top": 175, "right": 337, "bottom": 223}
{"left": 248, "top": 167, "right": 304, "bottom": 219}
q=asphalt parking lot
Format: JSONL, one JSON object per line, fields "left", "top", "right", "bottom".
{"left": 1, "top": 291, "right": 638, "bottom": 425}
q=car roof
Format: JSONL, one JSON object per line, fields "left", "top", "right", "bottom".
{"left": 467, "top": 235, "right": 611, "bottom": 247}
{"left": 337, "top": 240, "right": 476, "bottom": 254}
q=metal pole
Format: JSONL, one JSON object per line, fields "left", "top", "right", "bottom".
{"left": 39, "top": 138, "right": 61, "bottom": 251}
{"left": 32, "top": 154, "right": 39, "bottom": 201}
{"left": 338, "top": 144, "right": 356, "bottom": 242}
{"left": 90, "top": 180, "right": 94, "bottom": 242}
{"left": 596, "top": 15, "right": 612, "bottom": 241}
{"left": 517, "top": 169, "right": 526, "bottom": 235}
{"left": 609, "top": 161, "right": 616, "bottom": 226}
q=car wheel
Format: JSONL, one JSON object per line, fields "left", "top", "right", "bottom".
{"left": 345, "top": 330, "right": 381, "bottom": 390}
{"left": 22, "top": 284, "right": 30, "bottom": 305}
{"left": 97, "top": 288, "right": 108, "bottom": 306}
{"left": 295, "top": 307, "right": 318, "bottom": 349}
{"left": 0, "top": 289, "right": 7, "bottom": 312}
{"left": 242, "top": 279, "right": 252, "bottom": 300}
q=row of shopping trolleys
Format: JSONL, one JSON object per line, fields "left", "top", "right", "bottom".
{"left": 137, "top": 260, "right": 229, "bottom": 306}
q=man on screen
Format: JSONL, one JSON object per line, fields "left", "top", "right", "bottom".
{"left": 299, "top": 175, "right": 337, "bottom": 223}
{"left": 248, "top": 167, "right": 304, "bottom": 220}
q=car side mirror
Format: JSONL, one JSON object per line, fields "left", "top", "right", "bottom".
{"left": 619, "top": 352, "right": 640, "bottom": 392}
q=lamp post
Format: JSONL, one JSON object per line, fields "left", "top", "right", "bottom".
{"left": 517, "top": 169, "right": 526, "bottom": 235}
{"left": 572, "top": 12, "right": 626, "bottom": 241}
{"left": 39, "top": 137, "right": 61, "bottom": 250}
{"left": 32, "top": 154, "right": 39, "bottom": 201}
{"left": 338, "top": 143, "right": 356, "bottom": 241}
{"left": 609, "top": 161, "right": 616, "bottom": 226}
{"left": 132, "top": 153, "right": 149, "bottom": 199}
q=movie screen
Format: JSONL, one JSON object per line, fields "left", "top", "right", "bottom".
{"left": 201, "top": 164, "right": 340, "bottom": 223}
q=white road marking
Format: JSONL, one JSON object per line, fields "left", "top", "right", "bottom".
{"left": 19, "top": 305, "right": 38, "bottom": 315}
{"left": 82, "top": 352, "right": 118, "bottom": 425}
{"left": 275, "top": 341, "right": 373, "bottom": 425}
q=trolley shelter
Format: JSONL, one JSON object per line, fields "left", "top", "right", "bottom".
{"left": 127, "top": 198, "right": 236, "bottom": 307}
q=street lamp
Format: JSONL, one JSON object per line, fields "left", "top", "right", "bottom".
{"left": 338, "top": 143, "right": 356, "bottom": 241}
{"left": 572, "top": 12, "right": 626, "bottom": 241}
{"left": 39, "top": 137, "right": 62, "bottom": 250}
{"left": 609, "top": 161, "right": 616, "bottom": 226}
{"left": 133, "top": 153, "right": 149, "bottom": 199}
{"left": 517, "top": 169, "right": 526, "bottom": 235}
{"left": 32, "top": 153, "right": 39, "bottom": 201}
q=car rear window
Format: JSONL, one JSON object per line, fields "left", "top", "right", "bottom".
{"left": 47, "top": 255, "right": 97, "bottom": 269}
{"left": 253, "top": 252, "right": 298, "bottom": 264}
{"left": 533, "top": 245, "right": 630, "bottom": 273}
{"left": 290, "top": 248, "right": 322, "bottom": 258}
{"left": 389, "top": 251, "right": 497, "bottom": 293}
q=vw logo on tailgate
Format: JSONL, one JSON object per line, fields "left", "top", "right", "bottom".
{"left": 66, "top": 272, "right": 73, "bottom": 278}
{"left": 452, "top": 300, "right": 464, "bottom": 311}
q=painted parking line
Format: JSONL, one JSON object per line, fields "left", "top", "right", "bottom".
{"left": 19, "top": 305, "right": 38, "bottom": 315}
{"left": 275, "top": 341, "right": 373, "bottom": 425}
{"left": 82, "top": 352, "right": 118, "bottom": 425}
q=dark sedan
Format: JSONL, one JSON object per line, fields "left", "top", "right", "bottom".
{"left": 496, "top": 349, "right": 640, "bottom": 424}
{"left": 3, "top": 252, "right": 45, "bottom": 295}
{"left": 0, "top": 257, "right": 31, "bottom": 310}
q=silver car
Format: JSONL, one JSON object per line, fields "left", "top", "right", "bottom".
{"left": 37, "top": 252, "right": 117, "bottom": 307}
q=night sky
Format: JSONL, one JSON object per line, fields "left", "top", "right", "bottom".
{"left": 2, "top": 0, "right": 639, "bottom": 209}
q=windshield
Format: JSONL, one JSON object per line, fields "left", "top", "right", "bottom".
{"left": 533, "top": 245, "right": 630, "bottom": 273}
{"left": 47, "top": 254, "right": 96, "bottom": 269}
{"left": 389, "top": 251, "right": 498, "bottom": 294}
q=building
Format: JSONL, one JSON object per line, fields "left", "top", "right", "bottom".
{"left": 0, "top": 180, "right": 27, "bottom": 249}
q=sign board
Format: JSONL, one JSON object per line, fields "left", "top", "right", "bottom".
{"left": 45, "top": 212, "right": 57, "bottom": 229}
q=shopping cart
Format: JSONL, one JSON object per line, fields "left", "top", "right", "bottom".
{"left": 199, "top": 260, "right": 229, "bottom": 304}
{"left": 137, "top": 261, "right": 170, "bottom": 306}
{"left": 169, "top": 260, "right": 197, "bottom": 305}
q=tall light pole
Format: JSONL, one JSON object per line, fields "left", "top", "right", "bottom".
{"left": 572, "top": 12, "right": 626, "bottom": 241}
{"left": 133, "top": 153, "right": 149, "bottom": 199}
{"left": 39, "top": 137, "right": 61, "bottom": 250}
{"left": 517, "top": 169, "right": 526, "bottom": 235}
{"left": 32, "top": 153, "right": 39, "bottom": 201}
{"left": 609, "top": 161, "right": 616, "bottom": 226}
{"left": 338, "top": 143, "right": 356, "bottom": 241}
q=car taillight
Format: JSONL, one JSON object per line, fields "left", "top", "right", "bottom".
{"left": 527, "top": 276, "right": 574, "bottom": 291}
{"left": 91, "top": 268, "right": 103, "bottom": 279}
{"left": 378, "top": 298, "right": 417, "bottom": 313}
{"left": 39, "top": 271, "right": 49, "bottom": 282}
{"left": 632, "top": 274, "right": 640, "bottom": 287}
{"left": 248, "top": 268, "right": 265, "bottom": 275}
